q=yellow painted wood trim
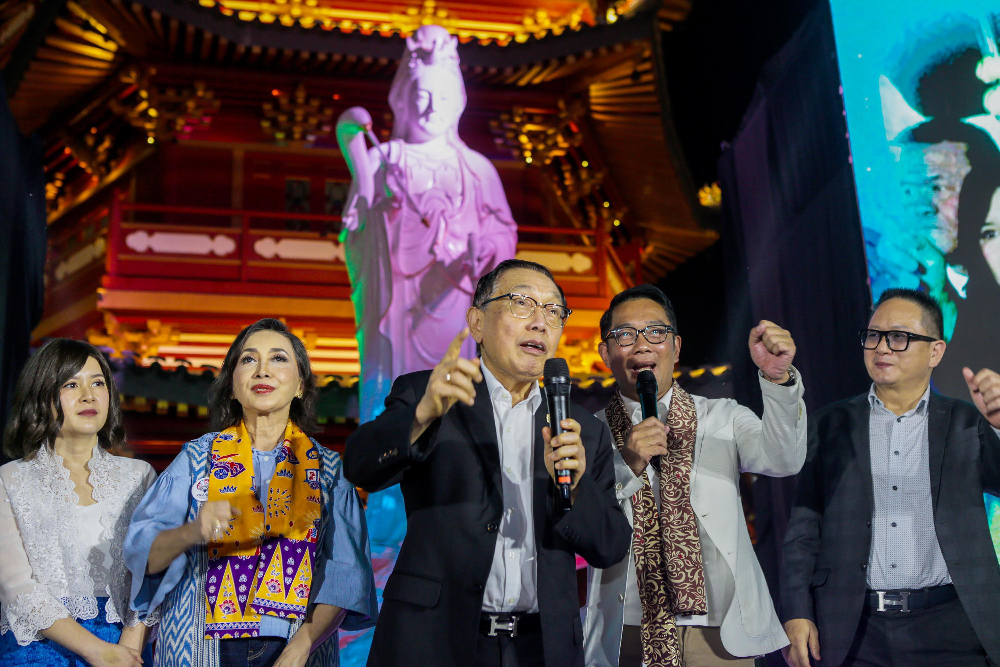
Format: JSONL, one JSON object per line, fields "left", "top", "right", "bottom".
{"left": 98, "top": 289, "right": 356, "bottom": 319}
{"left": 32, "top": 293, "right": 99, "bottom": 338}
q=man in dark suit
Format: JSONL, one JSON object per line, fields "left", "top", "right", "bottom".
{"left": 344, "top": 259, "right": 632, "bottom": 667}
{"left": 781, "top": 288, "right": 1000, "bottom": 667}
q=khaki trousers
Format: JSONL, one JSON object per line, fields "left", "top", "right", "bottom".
{"left": 619, "top": 625, "right": 755, "bottom": 667}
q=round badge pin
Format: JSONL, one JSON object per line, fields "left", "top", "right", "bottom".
{"left": 192, "top": 477, "right": 210, "bottom": 502}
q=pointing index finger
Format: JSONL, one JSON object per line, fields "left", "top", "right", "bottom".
{"left": 443, "top": 327, "right": 470, "bottom": 363}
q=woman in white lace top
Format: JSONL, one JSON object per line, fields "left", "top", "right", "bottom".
{"left": 0, "top": 339, "right": 158, "bottom": 666}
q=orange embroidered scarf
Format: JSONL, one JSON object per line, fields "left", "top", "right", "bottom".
{"left": 204, "top": 421, "right": 321, "bottom": 639}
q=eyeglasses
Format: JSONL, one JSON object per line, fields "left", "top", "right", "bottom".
{"left": 859, "top": 329, "right": 939, "bottom": 352}
{"left": 605, "top": 325, "right": 678, "bottom": 347}
{"left": 479, "top": 293, "right": 572, "bottom": 328}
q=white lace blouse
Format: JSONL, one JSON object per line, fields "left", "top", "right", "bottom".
{"left": 0, "top": 445, "right": 158, "bottom": 646}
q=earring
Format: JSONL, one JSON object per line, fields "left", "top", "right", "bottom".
{"left": 296, "top": 390, "right": 303, "bottom": 399}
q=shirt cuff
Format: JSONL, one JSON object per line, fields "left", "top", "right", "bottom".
{"left": 312, "top": 560, "right": 378, "bottom": 632}
{"left": 613, "top": 450, "right": 644, "bottom": 501}
{"left": 759, "top": 365, "right": 804, "bottom": 404}
{"left": 127, "top": 523, "right": 188, "bottom": 617}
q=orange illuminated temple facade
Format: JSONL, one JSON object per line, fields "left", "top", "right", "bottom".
{"left": 2, "top": 0, "right": 719, "bottom": 466}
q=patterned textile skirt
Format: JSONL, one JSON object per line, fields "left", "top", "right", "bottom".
{"left": 0, "top": 597, "right": 154, "bottom": 666}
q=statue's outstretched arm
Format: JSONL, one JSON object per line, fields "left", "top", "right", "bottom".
{"left": 336, "top": 107, "right": 379, "bottom": 233}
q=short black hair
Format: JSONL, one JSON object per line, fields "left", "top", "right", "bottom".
{"left": 207, "top": 318, "right": 319, "bottom": 434}
{"left": 872, "top": 288, "right": 944, "bottom": 339}
{"left": 472, "top": 258, "right": 566, "bottom": 309}
{"left": 3, "top": 339, "right": 125, "bottom": 460}
{"left": 472, "top": 259, "right": 565, "bottom": 356}
{"left": 600, "top": 284, "right": 678, "bottom": 339}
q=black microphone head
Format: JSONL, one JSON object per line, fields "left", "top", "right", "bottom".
{"left": 636, "top": 369, "right": 657, "bottom": 395}
{"left": 543, "top": 357, "right": 570, "bottom": 383}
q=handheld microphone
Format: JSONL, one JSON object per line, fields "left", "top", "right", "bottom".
{"left": 544, "top": 358, "right": 573, "bottom": 512}
{"left": 636, "top": 369, "right": 660, "bottom": 471}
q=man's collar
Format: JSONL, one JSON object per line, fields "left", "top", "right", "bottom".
{"left": 481, "top": 358, "right": 541, "bottom": 409}
{"left": 621, "top": 384, "right": 674, "bottom": 419}
{"left": 868, "top": 383, "right": 931, "bottom": 415}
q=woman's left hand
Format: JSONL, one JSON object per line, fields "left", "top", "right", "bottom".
{"left": 117, "top": 624, "right": 147, "bottom": 654}
{"left": 273, "top": 639, "right": 311, "bottom": 667}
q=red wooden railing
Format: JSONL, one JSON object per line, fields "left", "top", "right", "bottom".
{"left": 103, "top": 190, "right": 627, "bottom": 296}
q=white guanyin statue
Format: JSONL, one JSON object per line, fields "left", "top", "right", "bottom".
{"left": 337, "top": 24, "right": 518, "bottom": 423}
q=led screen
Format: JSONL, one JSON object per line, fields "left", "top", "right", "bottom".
{"left": 830, "top": 0, "right": 1000, "bottom": 557}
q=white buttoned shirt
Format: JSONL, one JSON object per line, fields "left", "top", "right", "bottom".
{"left": 481, "top": 361, "right": 543, "bottom": 613}
{"left": 620, "top": 389, "right": 735, "bottom": 628}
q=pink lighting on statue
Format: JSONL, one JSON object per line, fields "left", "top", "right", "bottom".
{"left": 336, "top": 24, "right": 518, "bottom": 422}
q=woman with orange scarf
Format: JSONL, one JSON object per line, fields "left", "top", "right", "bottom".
{"left": 124, "top": 319, "right": 377, "bottom": 667}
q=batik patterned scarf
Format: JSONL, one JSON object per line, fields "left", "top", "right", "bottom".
{"left": 204, "top": 421, "right": 322, "bottom": 639}
{"left": 606, "top": 386, "right": 707, "bottom": 667}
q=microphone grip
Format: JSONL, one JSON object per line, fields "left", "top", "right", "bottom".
{"left": 639, "top": 394, "right": 657, "bottom": 422}
{"left": 639, "top": 391, "right": 661, "bottom": 472}
{"left": 549, "top": 393, "right": 573, "bottom": 512}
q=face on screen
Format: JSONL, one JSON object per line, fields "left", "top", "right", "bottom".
{"left": 981, "top": 187, "right": 1000, "bottom": 286}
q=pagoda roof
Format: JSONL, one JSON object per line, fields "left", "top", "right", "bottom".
{"left": 4, "top": 0, "right": 715, "bottom": 282}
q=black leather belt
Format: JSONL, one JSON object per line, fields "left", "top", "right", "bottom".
{"left": 479, "top": 612, "right": 542, "bottom": 637}
{"left": 865, "top": 584, "right": 957, "bottom": 612}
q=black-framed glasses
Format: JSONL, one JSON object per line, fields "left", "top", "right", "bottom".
{"left": 605, "top": 325, "right": 678, "bottom": 347}
{"left": 860, "top": 328, "right": 939, "bottom": 352}
{"left": 479, "top": 293, "right": 572, "bottom": 328}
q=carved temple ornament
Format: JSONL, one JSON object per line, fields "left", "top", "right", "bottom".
{"left": 88, "top": 320, "right": 362, "bottom": 374}
{"left": 60, "top": 130, "right": 117, "bottom": 181}
{"left": 253, "top": 237, "right": 346, "bottom": 263}
{"left": 490, "top": 101, "right": 626, "bottom": 229}
{"left": 558, "top": 333, "right": 608, "bottom": 377}
{"left": 109, "top": 67, "right": 220, "bottom": 143}
{"left": 514, "top": 249, "right": 593, "bottom": 274}
{"left": 46, "top": 127, "right": 122, "bottom": 209}
{"left": 698, "top": 182, "right": 722, "bottom": 209}
{"left": 54, "top": 237, "right": 107, "bottom": 282}
{"left": 195, "top": 0, "right": 590, "bottom": 45}
{"left": 260, "top": 84, "right": 335, "bottom": 145}
{"left": 125, "top": 230, "right": 238, "bottom": 257}
{"left": 87, "top": 317, "right": 180, "bottom": 362}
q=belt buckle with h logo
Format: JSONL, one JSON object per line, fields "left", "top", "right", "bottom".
{"left": 876, "top": 590, "right": 911, "bottom": 612}
{"left": 487, "top": 614, "right": 519, "bottom": 637}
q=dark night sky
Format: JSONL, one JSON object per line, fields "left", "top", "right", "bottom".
{"left": 649, "top": 0, "right": 821, "bottom": 367}
{"left": 662, "top": 0, "right": 822, "bottom": 187}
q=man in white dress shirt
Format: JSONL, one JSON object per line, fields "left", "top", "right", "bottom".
{"left": 346, "top": 259, "right": 631, "bottom": 667}
{"left": 583, "top": 284, "right": 807, "bottom": 667}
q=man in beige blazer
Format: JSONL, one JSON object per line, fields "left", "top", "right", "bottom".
{"left": 583, "top": 284, "right": 807, "bottom": 667}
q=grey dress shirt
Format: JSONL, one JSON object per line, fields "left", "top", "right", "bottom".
{"left": 866, "top": 385, "right": 952, "bottom": 589}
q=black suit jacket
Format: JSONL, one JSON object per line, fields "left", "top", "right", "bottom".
{"left": 343, "top": 370, "right": 631, "bottom": 667}
{"left": 781, "top": 390, "right": 1000, "bottom": 666}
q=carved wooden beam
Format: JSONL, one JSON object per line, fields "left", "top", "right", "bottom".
{"left": 3, "top": 0, "right": 69, "bottom": 98}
